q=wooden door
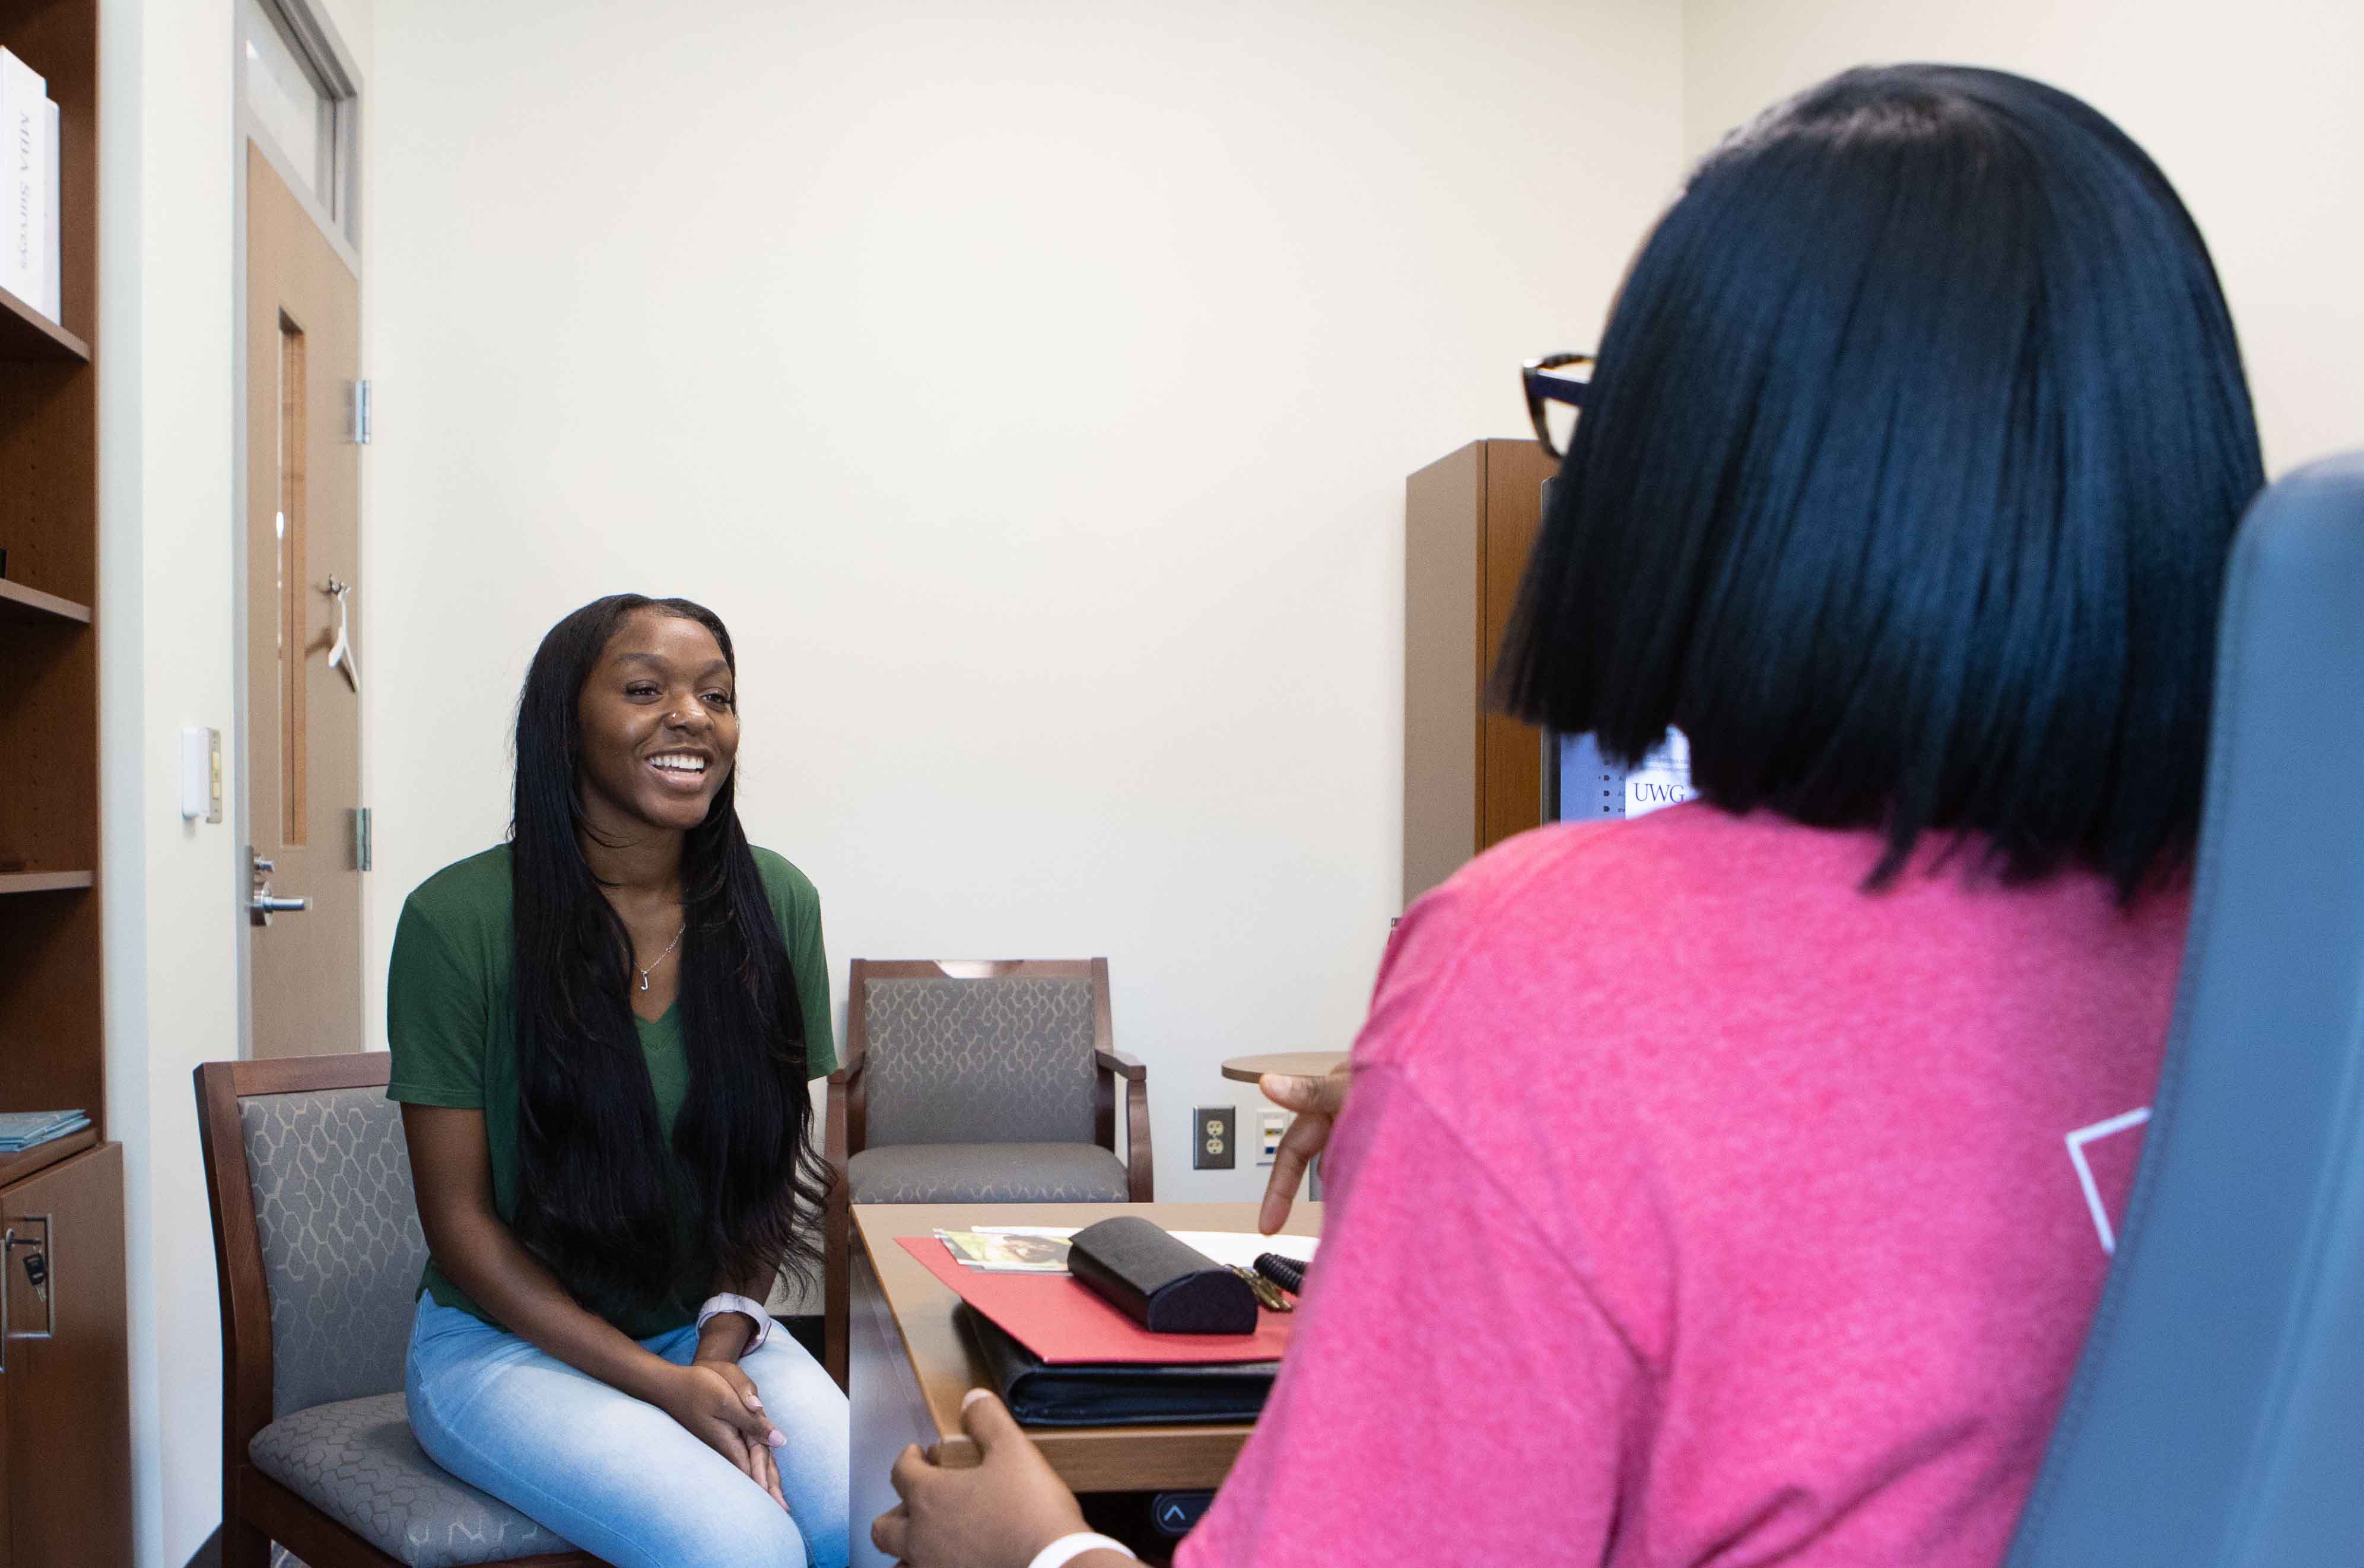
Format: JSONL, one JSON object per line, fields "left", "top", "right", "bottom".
{"left": 1, "top": 1144, "right": 129, "bottom": 1567}
{"left": 244, "top": 142, "right": 364, "bottom": 1058}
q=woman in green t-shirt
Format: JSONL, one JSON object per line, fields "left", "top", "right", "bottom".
{"left": 388, "top": 594, "right": 847, "bottom": 1568}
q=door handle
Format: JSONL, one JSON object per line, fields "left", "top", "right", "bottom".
{"left": 250, "top": 884, "right": 312, "bottom": 926}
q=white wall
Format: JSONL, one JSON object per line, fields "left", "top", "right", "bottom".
{"left": 98, "top": 2, "right": 372, "bottom": 1563}
{"left": 1681, "top": 0, "right": 2364, "bottom": 475}
{"left": 364, "top": 2, "right": 1684, "bottom": 1199}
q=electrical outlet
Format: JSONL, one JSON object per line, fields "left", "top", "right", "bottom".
{"left": 1194, "top": 1105, "right": 1236, "bottom": 1170}
{"left": 1257, "top": 1110, "right": 1289, "bottom": 1166}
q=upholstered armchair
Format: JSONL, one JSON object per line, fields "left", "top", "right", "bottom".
{"left": 822, "top": 958, "right": 1151, "bottom": 1385}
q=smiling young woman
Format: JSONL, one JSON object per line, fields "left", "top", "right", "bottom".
{"left": 386, "top": 594, "right": 848, "bottom": 1568}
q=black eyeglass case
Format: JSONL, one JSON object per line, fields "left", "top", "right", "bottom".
{"left": 1067, "top": 1216, "right": 1259, "bottom": 1335}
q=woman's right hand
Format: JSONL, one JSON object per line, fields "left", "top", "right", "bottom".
{"left": 1258, "top": 1066, "right": 1352, "bottom": 1234}
{"left": 656, "top": 1362, "right": 789, "bottom": 1510}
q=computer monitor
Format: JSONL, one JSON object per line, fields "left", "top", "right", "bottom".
{"left": 1548, "top": 729, "right": 1696, "bottom": 822}
{"left": 1531, "top": 475, "right": 1701, "bottom": 826}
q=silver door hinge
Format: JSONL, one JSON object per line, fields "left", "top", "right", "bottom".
{"left": 348, "top": 379, "right": 373, "bottom": 444}
{"left": 350, "top": 806, "right": 373, "bottom": 872}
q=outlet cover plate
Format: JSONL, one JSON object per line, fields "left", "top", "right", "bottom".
{"left": 1194, "top": 1105, "right": 1237, "bottom": 1170}
{"left": 1257, "top": 1110, "right": 1288, "bottom": 1165}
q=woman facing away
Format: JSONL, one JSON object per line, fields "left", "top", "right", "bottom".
{"left": 875, "top": 64, "right": 2265, "bottom": 1568}
{"left": 388, "top": 594, "right": 850, "bottom": 1568}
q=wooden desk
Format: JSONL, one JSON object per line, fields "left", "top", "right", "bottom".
{"left": 849, "top": 1201, "right": 1322, "bottom": 1565}
{"left": 1218, "top": 1051, "right": 1346, "bottom": 1085}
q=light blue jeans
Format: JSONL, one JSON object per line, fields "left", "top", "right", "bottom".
{"left": 405, "top": 1294, "right": 849, "bottom": 1568}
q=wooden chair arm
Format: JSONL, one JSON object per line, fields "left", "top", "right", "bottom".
{"left": 1095, "top": 1054, "right": 1152, "bottom": 1202}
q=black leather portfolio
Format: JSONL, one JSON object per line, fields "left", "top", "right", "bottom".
{"left": 1067, "top": 1216, "right": 1259, "bottom": 1334}
{"left": 958, "top": 1305, "right": 1279, "bottom": 1427}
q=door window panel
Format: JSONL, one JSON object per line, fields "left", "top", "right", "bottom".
{"left": 277, "top": 312, "right": 309, "bottom": 844}
{"left": 240, "top": 0, "right": 347, "bottom": 230}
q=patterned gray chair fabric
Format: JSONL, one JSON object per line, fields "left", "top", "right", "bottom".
{"left": 249, "top": 1393, "right": 572, "bottom": 1568}
{"left": 860, "top": 975, "right": 1100, "bottom": 1147}
{"left": 846, "top": 1141, "right": 1129, "bottom": 1204}
{"left": 240, "top": 1088, "right": 431, "bottom": 1418}
{"left": 236, "top": 1087, "right": 580, "bottom": 1566}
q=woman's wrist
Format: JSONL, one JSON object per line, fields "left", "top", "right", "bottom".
{"left": 693, "top": 1309, "right": 756, "bottom": 1363}
{"left": 622, "top": 1348, "right": 698, "bottom": 1408}
{"left": 694, "top": 1291, "right": 772, "bottom": 1357}
{"left": 1025, "top": 1536, "right": 1136, "bottom": 1568}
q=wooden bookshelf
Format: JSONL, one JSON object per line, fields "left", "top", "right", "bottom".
{"left": 0, "top": 0, "right": 103, "bottom": 1109}
{"left": 0, "top": 0, "right": 131, "bottom": 1559}
{"left": 1403, "top": 439, "right": 1557, "bottom": 905}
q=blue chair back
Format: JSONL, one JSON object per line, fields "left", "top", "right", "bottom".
{"left": 2006, "top": 453, "right": 2364, "bottom": 1566}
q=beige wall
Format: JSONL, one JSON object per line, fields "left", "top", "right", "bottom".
{"left": 99, "top": 2, "right": 372, "bottom": 1563}
{"left": 1682, "top": 0, "right": 2364, "bottom": 474}
{"left": 361, "top": 1, "right": 1685, "bottom": 1198}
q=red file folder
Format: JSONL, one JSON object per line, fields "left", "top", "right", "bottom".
{"left": 895, "top": 1236, "right": 1296, "bottom": 1365}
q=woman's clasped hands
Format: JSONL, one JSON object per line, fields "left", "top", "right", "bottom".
{"left": 661, "top": 1346, "right": 792, "bottom": 1513}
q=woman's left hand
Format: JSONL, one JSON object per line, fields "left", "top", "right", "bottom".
{"left": 873, "top": 1390, "right": 1103, "bottom": 1568}
{"left": 691, "top": 1355, "right": 791, "bottom": 1513}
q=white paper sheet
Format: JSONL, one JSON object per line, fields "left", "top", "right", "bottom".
{"left": 966, "top": 1224, "right": 1319, "bottom": 1273}
{"left": 1165, "top": 1230, "right": 1319, "bottom": 1270}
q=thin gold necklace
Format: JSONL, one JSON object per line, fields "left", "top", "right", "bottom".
{"left": 637, "top": 924, "right": 686, "bottom": 992}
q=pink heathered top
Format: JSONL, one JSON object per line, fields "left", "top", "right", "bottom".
{"left": 1180, "top": 805, "right": 2187, "bottom": 1567}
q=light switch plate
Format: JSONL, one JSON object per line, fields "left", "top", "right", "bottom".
{"left": 179, "top": 727, "right": 223, "bottom": 823}
{"left": 1194, "top": 1105, "right": 1236, "bottom": 1170}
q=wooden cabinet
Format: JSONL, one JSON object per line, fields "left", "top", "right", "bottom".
{"left": 1403, "top": 438, "right": 1558, "bottom": 905}
{"left": 0, "top": 2, "right": 130, "bottom": 1560}
{"left": 1, "top": 1145, "right": 129, "bottom": 1568}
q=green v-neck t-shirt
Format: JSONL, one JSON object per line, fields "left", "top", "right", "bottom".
{"left": 386, "top": 844, "right": 837, "bottom": 1338}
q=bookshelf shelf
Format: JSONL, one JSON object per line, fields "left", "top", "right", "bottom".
{"left": 0, "top": 1124, "right": 95, "bottom": 1188}
{"left": 0, "top": 577, "right": 93, "bottom": 624}
{"left": 0, "top": 870, "right": 94, "bottom": 894}
{"left": 0, "top": 280, "right": 89, "bottom": 364}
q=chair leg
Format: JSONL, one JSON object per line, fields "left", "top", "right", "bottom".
{"left": 824, "top": 1181, "right": 850, "bottom": 1391}
{"left": 221, "top": 1510, "right": 271, "bottom": 1568}
{"left": 1125, "top": 1077, "right": 1154, "bottom": 1202}
{"left": 825, "top": 1277, "right": 848, "bottom": 1391}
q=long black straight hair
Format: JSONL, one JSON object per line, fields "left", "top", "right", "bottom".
{"left": 1494, "top": 65, "right": 2264, "bottom": 899}
{"left": 509, "top": 593, "right": 826, "bottom": 1311}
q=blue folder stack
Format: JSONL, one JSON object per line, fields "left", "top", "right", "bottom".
{"left": 0, "top": 1109, "right": 90, "bottom": 1152}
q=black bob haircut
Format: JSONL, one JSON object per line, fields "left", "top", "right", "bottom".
{"left": 1494, "top": 64, "right": 2264, "bottom": 899}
